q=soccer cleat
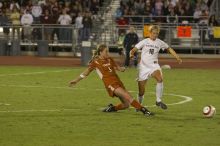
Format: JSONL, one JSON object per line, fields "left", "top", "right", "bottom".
{"left": 140, "top": 107, "right": 154, "bottom": 116}
{"left": 156, "top": 101, "right": 168, "bottom": 110}
{"left": 102, "top": 104, "right": 117, "bottom": 112}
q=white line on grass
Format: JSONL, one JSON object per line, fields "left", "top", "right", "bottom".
{"left": 0, "top": 84, "right": 193, "bottom": 113}
{"left": 141, "top": 93, "right": 192, "bottom": 108}
{"left": 128, "top": 91, "right": 192, "bottom": 107}
{"left": 0, "top": 103, "right": 11, "bottom": 106}
{"left": 0, "top": 69, "right": 74, "bottom": 77}
{"left": 0, "top": 108, "right": 79, "bottom": 113}
{"left": 100, "top": 92, "right": 192, "bottom": 110}
{"left": 164, "top": 93, "right": 192, "bottom": 106}
{"left": 0, "top": 84, "right": 85, "bottom": 90}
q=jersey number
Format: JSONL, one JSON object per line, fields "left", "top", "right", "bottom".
{"left": 108, "top": 67, "right": 112, "bottom": 72}
{"left": 149, "top": 49, "right": 154, "bottom": 55}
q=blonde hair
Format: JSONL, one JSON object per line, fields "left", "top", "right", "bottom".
{"left": 149, "top": 25, "right": 160, "bottom": 33}
{"left": 89, "top": 44, "right": 107, "bottom": 63}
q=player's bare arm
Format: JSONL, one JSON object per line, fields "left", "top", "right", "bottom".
{"left": 69, "top": 68, "right": 93, "bottom": 86}
{"left": 111, "top": 57, "right": 126, "bottom": 72}
{"left": 167, "top": 48, "right": 182, "bottom": 64}
{"left": 129, "top": 47, "right": 138, "bottom": 59}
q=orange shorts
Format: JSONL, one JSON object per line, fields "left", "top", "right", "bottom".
{"left": 105, "top": 81, "right": 125, "bottom": 97}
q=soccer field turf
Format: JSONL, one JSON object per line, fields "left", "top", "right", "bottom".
{"left": 0, "top": 66, "right": 219, "bottom": 146}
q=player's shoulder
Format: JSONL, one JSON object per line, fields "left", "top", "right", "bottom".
{"left": 139, "top": 38, "right": 149, "bottom": 43}
{"left": 107, "top": 57, "right": 114, "bottom": 62}
{"left": 143, "top": 38, "right": 149, "bottom": 41}
{"left": 90, "top": 57, "right": 100, "bottom": 65}
{"left": 156, "top": 38, "right": 165, "bottom": 43}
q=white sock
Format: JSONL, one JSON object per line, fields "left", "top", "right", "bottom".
{"left": 137, "top": 94, "right": 144, "bottom": 104}
{"left": 156, "top": 82, "right": 163, "bottom": 102}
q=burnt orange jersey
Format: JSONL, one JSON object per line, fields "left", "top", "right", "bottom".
{"left": 89, "top": 57, "right": 125, "bottom": 97}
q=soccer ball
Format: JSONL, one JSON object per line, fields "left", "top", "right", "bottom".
{"left": 203, "top": 105, "right": 216, "bottom": 118}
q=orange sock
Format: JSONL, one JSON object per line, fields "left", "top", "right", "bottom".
{"left": 114, "top": 103, "right": 126, "bottom": 110}
{"left": 130, "top": 100, "right": 142, "bottom": 110}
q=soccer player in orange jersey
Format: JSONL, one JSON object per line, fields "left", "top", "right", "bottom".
{"left": 69, "top": 44, "right": 154, "bottom": 116}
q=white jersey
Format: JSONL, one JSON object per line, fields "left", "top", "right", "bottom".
{"left": 135, "top": 38, "right": 169, "bottom": 65}
{"left": 135, "top": 38, "right": 169, "bottom": 81}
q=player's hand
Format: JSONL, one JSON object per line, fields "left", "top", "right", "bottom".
{"left": 69, "top": 80, "right": 78, "bottom": 87}
{"left": 130, "top": 55, "right": 134, "bottom": 60}
{"left": 177, "top": 58, "right": 182, "bottom": 64}
{"left": 130, "top": 52, "right": 134, "bottom": 60}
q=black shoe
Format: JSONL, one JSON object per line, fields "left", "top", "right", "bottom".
{"left": 102, "top": 104, "right": 117, "bottom": 112}
{"left": 140, "top": 107, "right": 154, "bottom": 116}
{"left": 156, "top": 101, "right": 167, "bottom": 110}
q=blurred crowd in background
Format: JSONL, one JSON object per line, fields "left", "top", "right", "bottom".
{"left": 115, "top": 0, "right": 219, "bottom": 44}
{"left": 0, "top": 0, "right": 219, "bottom": 45}
{"left": 0, "top": 0, "right": 104, "bottom": 43}
{"left": 115, "top": 0, "right": 214, "bottom": 24}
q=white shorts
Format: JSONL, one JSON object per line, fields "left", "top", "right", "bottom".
{"left": 138, "top": 63, "right": 162, "bottom": 81}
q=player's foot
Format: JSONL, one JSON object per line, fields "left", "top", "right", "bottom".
{"left": 140, "top": 107, "right": 154, "bottom": 116}
{"left": 156, "top": 101, "right": 168, "bottom": 110}
{"left": 102, "top": 104, "right": 117, "bottom": 112}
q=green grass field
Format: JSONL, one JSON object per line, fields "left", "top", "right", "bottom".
{"left": 0, "top": 66, "right": 219, "bottom": 146}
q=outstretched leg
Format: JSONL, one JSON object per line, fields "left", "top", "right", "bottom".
{"left": 113, "top": 87, "right": 154, "bottom": 116}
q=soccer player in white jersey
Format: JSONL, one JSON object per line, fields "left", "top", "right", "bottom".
{"left": 130, "top": 25, "right": 182, "bottom": 110}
